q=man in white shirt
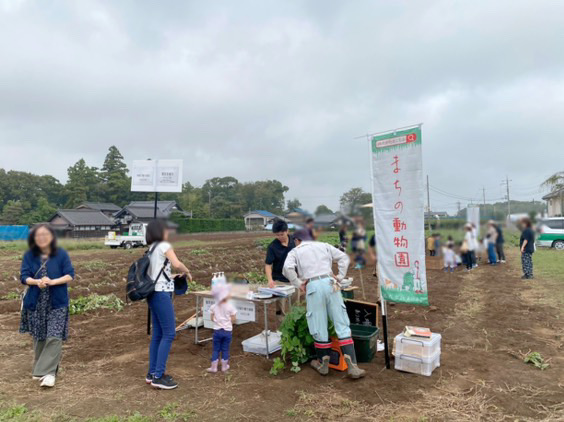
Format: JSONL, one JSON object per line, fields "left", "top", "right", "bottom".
{"left": 283, "top": 230, "right": 365, "bottom": 379}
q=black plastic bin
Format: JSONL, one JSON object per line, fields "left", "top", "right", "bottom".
{"left": 351, "top": 324, "right": 379, "bottom": 363}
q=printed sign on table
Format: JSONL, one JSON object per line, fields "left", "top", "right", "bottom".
{"left": 203, "top": 297, "right": 256, "bottom": 322}
{"left": 131, "top": 159, "right": 183, "bottom": 193}
{"left": 370, "top": 126, "right": 429, "bottom": 306}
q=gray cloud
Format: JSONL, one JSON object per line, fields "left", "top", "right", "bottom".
{"left": 1, "top": 0, "right": 563, "bottom": 213}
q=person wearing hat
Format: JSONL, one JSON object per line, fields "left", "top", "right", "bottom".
{"left": 207, "top": 282, "right": 237, "bottom": 373}
{"left": 282, "top": 229, "right": 365, "bottom": 379}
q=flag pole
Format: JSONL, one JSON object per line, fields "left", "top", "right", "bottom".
{"left": 366, "top": 134, "right": 391, "bottom": 369}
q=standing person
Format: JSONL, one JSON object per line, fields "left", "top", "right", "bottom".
{"left": 351, "top": 220, "right": 367, "bottom": 269}
{"left": 145, "top": 220, "right": 192, "bottom": 390}
{"left": 283, "top": 230, "right": 365, "bottom": 379}
{"left": 264, "top": 219, "right": 296, "bottom": 317}
{"left": 470, "top": 223, "right": 479, "bottom": 268}
{"left": 20, "top": 224, "right": 74, "bottom": 388}
{"left": 427, "top": 234, "right": 436, "bottom": 256}
{"left": 486, "top": 221, "right": 498, "bottom": 265}
{"left": 367, "top": 233, "right": 377, "bottom": 277}
{"left": 519, "top": 217, "right": 535, "bottom": 280}
{"left": 443, "top": 243, "right": 456, "bottom": 272}
{"left": 305, "top": 217, "right": 317, "bottom": 240}
{"left": 434, "top": 234, "right": 442, "bottom": 257}
{"left": 207, "top": 283, "right": 237, "bottom": 373}
{"left": 495, "top": 222, "right": 506, "bottom": 263}
{"left": 338, "top": 224, "right": 348, "bottom": 252}
{"left": 464, "top": 225, "right": 475, "bottom": 271}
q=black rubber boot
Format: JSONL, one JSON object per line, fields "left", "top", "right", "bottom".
{"left": 340, "top": 341, "right": 366, "bottom": 379}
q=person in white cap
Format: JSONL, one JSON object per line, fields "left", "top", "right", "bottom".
{"left": 283, "top": 229, "right": 365, "bottom": 379}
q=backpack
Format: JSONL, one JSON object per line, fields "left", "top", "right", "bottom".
{"left": 126, "top": 243, "right": 169, "bottom": 302}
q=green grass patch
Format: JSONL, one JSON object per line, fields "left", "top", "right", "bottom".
{"left": 0, "top": 403, "right": 31, "bottom": 421}
{"left": 0, "top": 239, "right": 107, "bottom": 253}
{"left": 78, "top": 260, "right": 110, "bottom": 272}
{"left": 0, "top": 291, "right": 21, "bottom": 301}
{"left": 69, "top": 294, "right": 124, "bottom": 315}
{"left": 189, "top": 249, "right": 209, "bottom": 256}
{"left": 533, "top": 248, "right": 564, "bottom": 280}
{"left": 158, "top": 403, "right": 196, "bottom": 421}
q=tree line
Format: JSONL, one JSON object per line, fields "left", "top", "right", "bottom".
{"left": 0, "top": 145, "right": 373, "bottom": 225}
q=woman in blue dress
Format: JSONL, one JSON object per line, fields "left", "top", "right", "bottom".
{"left": 20, "top": 224, "right": 74, "bottom": 388}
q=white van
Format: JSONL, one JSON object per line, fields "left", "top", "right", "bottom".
{"left": 536, "top": 218, "right": 564, "bottom": 250}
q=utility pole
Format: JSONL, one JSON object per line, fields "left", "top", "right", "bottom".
{"left": 426, "top": 175, "right": 431, "bottom": 230}
{"left": 504, "top": 176, "right": 511, "bottom": 219}
{"left": 482, "top": 187, "right": 486, "bottom": 217}
{"left": 456, "top": 201, "right": 461, "bottom": 215}
{"left": 208, "top": 191, "right": 212, "bottom": 218}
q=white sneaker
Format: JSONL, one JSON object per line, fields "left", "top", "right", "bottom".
{"left": 40, "top": 375, "right": 55, "bottom": 388}
{"left": 32, "top": 375, "right": 42, "bottom": 380}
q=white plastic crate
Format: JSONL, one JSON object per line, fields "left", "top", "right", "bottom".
{"left": 242, "top": 331, "right": 282, "bottom": 356}
{"left": 394, "top": 351, "right": 440, "bottom": 376}
{"left": 394, "top": 332, "right": 441, "bottom": 360}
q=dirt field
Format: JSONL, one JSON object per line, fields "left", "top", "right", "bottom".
{"left": 0, "top": 232, "right": 562, "bottom": 421}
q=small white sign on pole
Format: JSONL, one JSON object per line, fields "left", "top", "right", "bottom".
{"left": 131, "top": 159, "right": 183, "bottom": 193}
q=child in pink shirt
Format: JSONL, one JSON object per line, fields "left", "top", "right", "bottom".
{"left": 207, "top": 283, "right": 237, "bottom": 373}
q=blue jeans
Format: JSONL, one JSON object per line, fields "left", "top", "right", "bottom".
{"left": 148, "top": 292, "right": 176, "bottom": 378}
{"left": 487, "top": 243, "right": 497, "bottom": 264}
{"left": 211, "top": 329, "right": 232, "bottom": 361}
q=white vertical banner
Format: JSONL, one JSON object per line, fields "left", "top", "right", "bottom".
{"left": 370, "top": 125, "right": 429, "bottom": 306}
{"left": 467, "top": 206, "right": 480, "bottom": 236}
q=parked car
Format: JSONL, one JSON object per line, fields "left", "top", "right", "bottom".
{"left": 536, "top": 217, "right": 564, "bottom": 250}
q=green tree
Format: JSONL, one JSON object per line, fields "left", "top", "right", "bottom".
{"left": 100, "top": 146, "right": 130, "bottom": 205}
{"left": 340, "top": 187, "right": 372, "bottom": 223}
{"left": 287, "top": 198, "right": 302, "bottom": 212}
{"left": 1, "top": 200, "right": 26, "bottom": 224}
{"left": 65, "top": 159, "right": 101, "bottom": 208}
{"left": 240, "top": 180, "right": 289, "bottom": 214}
{"left": 315, "top": 204, "right": 333, "bottom": 216}
{"left": 21, "top": 197, "right": 57, "bottom": 224}
{"left": 202, "top": 176, "right": 241, "bottom": 218}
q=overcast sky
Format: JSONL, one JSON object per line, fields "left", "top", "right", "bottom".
{"left": 1, "top": 0, "right": 563, "bottom": 214}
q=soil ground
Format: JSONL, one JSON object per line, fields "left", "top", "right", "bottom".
{"left": 0, "top": 232, "right": 562, "bottom": 421}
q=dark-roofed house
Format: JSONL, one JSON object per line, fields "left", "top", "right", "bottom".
{"left": 127, "top": 201, "right": 189, "bottom": 217}
{"left": 76, "top": 202, "right": 121, "bottom": 217}
{"left": 243, "top": 210, "right": 284, "bottom": 230}
{"left": 285, "top": 208, "right": 312, "bottom": 226}
{"left": 114, "top": 201, "right": 186, "bottom": 232}
{"left": 48, "top": 209, "right": 115, "bottom": 238}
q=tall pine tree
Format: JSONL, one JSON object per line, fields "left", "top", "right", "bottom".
{"left": 64, "top": 159, "right": 101, "bottom": 208}
{"left": 100, "top": 146, "right": 130, "bottom": 206}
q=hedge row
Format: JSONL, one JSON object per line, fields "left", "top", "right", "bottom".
{"left": 171, "top": 216, "right": 245, "bottom": 233}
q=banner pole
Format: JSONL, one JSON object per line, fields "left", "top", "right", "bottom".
{"left": 381, "top": 297, "right": 391, "bottom": 369}
{"left": 366, "top": 134, "right": 391, "bottom": 369}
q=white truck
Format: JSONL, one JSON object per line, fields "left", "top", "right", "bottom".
{"left": 105, "top": 223, "right": 148, "bottom": 249}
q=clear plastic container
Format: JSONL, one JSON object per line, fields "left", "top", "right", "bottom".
{"left": 394, "top": 351, "right": 440, "bottom": 376}
{"left": 242, "top": 331, "right": 282, "bottom": 356}
{"left": 394, "top": 332, "right": 441, "bottom": 359}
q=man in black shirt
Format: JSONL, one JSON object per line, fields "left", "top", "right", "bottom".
{"left": 265, "top": 219, "right": 296, "bottom": 316}
{"left": 265, "top": 219, "right": 296, "bottom": 287}
{"left": 519, "top": 217, "right": 535, "bottom": 279}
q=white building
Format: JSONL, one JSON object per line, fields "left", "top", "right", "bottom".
{"left": 543, "top": 189, "right": 563, "bottom": 217}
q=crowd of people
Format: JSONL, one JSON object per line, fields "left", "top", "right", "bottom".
{"left": 429, "top": 217, "right": 535, "bottom": 280}
{"left": 17, "top": 214, "right": 536, "bottom": 390}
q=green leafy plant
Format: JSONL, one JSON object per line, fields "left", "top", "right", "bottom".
{"left": 190, "top": 249, "right": 209, "bottom": 256}
{"left": 244, "top": 271, "right": 268, "bottom": 284}
{"left": 524, "top": 351, "right": 549, "bottom": 370}
{"left": 269, "top": 357, "right": 285, "bottom": 375}
{"left": 270, "top": 305, "right": 335, "bottom": 375}
{"left": 69, "top": 294, "right": 124, "bottom": 315}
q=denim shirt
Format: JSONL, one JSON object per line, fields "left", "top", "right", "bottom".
{"left": 20, "top": 248, "right": 75, "bottom": 311}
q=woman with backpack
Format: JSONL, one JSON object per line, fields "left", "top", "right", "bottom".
{"left": 145, "top": 220, "right": 191, "bottom": 390}
{"left": 20, "top": 224, "right": 74, "bottom": 388}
